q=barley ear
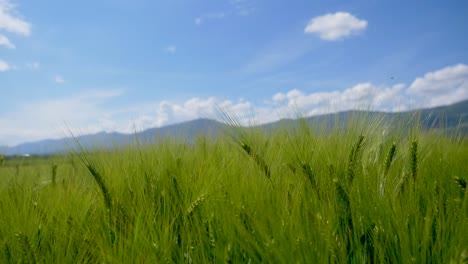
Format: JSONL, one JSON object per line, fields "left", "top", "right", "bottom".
{"left": 186, "top": 193, "right": 206, "bottom": 218}
{"left": 347, "top": 135, "right": 364, "bottom": 184}
{"left": 52, "top": 164, "right": 58, "bottom": 185}
{"left": 86, "top": 163, "right": 112, "bottom": 211}
{"left": 454, "top": 176, "right": 466, "bottom": 193}
{"left": 383, "top": 143, "right": 397, "bottom": 174}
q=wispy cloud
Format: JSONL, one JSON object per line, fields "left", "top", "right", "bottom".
{"left": 54, "top": 75, "right": 65, "bottom": 84}
{"left": 243, "top": 33, "right": 315, "bottom": 73}
{"left": 244, "top": 47, "right": 310, "bottom": 73}
{"left": 230, "top": 0, "right": 255, "bottom": 16}
{"left": 0, "top": 0, "right": 31, "bottom": 75}
{"left": 0, "top": 0, "right": 31, "bottom": 36}
{"left": 164, "top": 45, "right": 177, "bottom": 54}
{"left": 305, "top": 12, "right": 367, "bottom": 41}
{"left": 195, "top": 12, "right": 226, "bottom": 26}
{"left": 26, "top": 61, "right": 40, "bottom": 70}
{"left": 0, "top": 33, "right": 14, "bottom": 48}
{"left": 195, "top": 0, "right": 255, "bottom": 26}
{"left": 0, "top": 89, "right": 125, "bottom": 145}
{"left": 0, "top": 59, "right": 10, "bottom": 71}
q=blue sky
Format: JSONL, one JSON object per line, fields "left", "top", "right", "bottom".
{"left": 1, "top": 0, "right": 468, "bottom": 146}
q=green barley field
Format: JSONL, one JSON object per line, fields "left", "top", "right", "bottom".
{"left": 0, "top": 114, "right": 467, "bottom": 263}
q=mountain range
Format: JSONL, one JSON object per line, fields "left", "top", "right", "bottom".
{"left": 2, "top": 99, "right": 467, "bottom": 157}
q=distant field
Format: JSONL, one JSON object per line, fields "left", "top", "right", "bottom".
{"left": 0, "top": 115, "right": 467, "bottom": 263}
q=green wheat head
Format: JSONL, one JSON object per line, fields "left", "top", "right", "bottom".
{"left": 347, "top": 135, "right": 365, "bottom": 184}
{"left": 383, "top": 142, "right": 397, "bottom": 174}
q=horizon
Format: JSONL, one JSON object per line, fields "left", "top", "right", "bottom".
{"left": 2, "top": 98, "right": 466, "bottom": 149}
{"left": 1, "top": 0, "right": 467, "bottom": 146}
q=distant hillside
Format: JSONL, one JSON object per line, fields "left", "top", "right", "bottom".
{"left": 3, "top": 119, "right": 227, "bottom": 156}
{"left": 2, "top": 99, "right": 467, "bottom": 156}
{"left": 263, "top": 99, "right": 468, "bottom": 132}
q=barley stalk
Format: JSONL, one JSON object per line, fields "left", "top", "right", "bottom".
{"left": 16, "top": 233, "right": 39, "bottom": 264}
{"left": 410, "top": 140, "right": 418, "bottom": 181}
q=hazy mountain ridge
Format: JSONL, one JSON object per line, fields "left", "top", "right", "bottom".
{"left": 2, "top": 99, "right": 467, "bottom": 156}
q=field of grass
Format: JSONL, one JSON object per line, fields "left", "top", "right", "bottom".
{"left": 0, "top": 114, "right": 467, "bottom": 263}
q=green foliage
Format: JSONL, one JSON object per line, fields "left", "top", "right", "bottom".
{"left": 0, "top": 115, "right": 467, "bottom": 263}
{"left": 0, "top": 155, "right": 4, "bottom": 166}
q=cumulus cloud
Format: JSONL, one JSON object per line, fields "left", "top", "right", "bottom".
{"left": 0, "top": 33, "right": 14, "bottom": 48}
{"left": 117, "top": 97, "right": 258, "bottom": 132}
{"left": 0, "top": 59, "right": 10, "bottom": 71}
{"left": 272, "top": 83, "right": 407, "bottom": 116}
{"left": 305, "top": 12, "right": 367, "bottom": 41}
{"left": 272, "top": 64, "right": 468, "bottom": 113}
{"left": 0, "top": 90, "right": 257, "bottom": 145}
{"left": 0, "top": 0, "right": 31, "bottom": 36}
{"left": 1, "top": 64, "right": 467, "bottom": 146}
{"left": 407, "top": 63, "right": 468, "bottom": 106}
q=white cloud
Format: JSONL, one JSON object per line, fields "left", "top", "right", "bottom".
{"left": 118, "top": 97, "right": 257, "bottom": 132}
{"left": 272, "top": 92, "right": 286, "bottom": 102}
{"left": 305, "top": 12, "right": 367, "bottom": 41}
{"left": 0, "top": 33, "right": 14, "bottom": 48}
{"left": 407, "top": 64, "right": 468, "bottom": 106}
{"left": 0, "top": 90, "right": 257, "bottom": 145}
{"left": 0, "top": 59, "right": 10, "bottom": 71}
{"left": 165, "top": 45, "right": 176, "bottom": 54}
{"left": 1, "top": 64, "right": 467, "bottom": 146}
{"left": 271, "top": 83, "right": 407, "bottom": 115}
{"left": 273, "top": 64, "right": 467, "bottom": 114}
{"left": 195, "top": 12, "right": 226, "bottom": 25}
{"left": 0, "top": 89, "right": 125, "bottom": 145}
{"left": 54, "top": 75, "right": 65, "bottom": 84}
{"left": 0, "top": 0, "right": 30, "bottom": 76}
{"left": 0, "top": 0, "right": 31, "bottom": 36}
